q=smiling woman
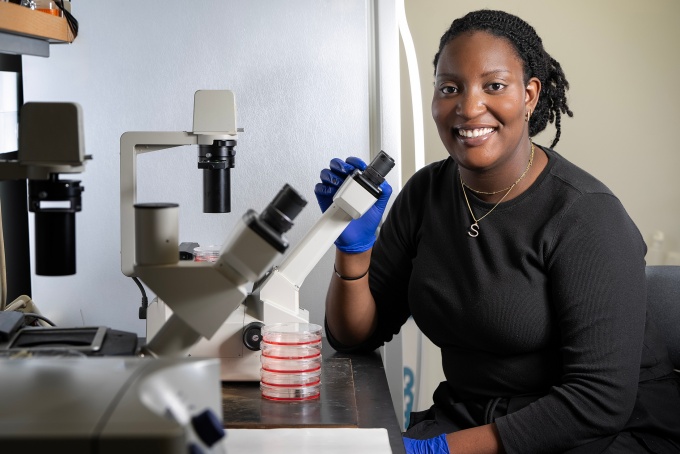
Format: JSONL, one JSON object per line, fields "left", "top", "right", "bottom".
{"left": 315, "top": 8, "right": 680, "bottom": 454}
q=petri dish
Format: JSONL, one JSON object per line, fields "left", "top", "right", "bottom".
{"left": 260, "top": 368, "right": 321, "bottom": 387}
{"left": 260, "top": 382, "right": 320, "bottom": 401}
{"left": 261, "top": 343, "right": 321, "bottom": 360}
{"left": 261, "top": 355, "right": 322, "bottom": 373}
{"left": 261, "top": 323, "right": 323, "bottom": 346}
{"left": 193, "top": 245, "right": 220, "bottom": 262}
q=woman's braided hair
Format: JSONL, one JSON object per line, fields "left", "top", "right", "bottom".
{"left": 433, "top": 10, "right": 573, "bottom": 148}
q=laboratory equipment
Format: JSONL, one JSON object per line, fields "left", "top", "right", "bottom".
{"left": 0, "top": 323, "right": 138, "bottom": 355}
{"left": 121, "top": 89, "right": 238, "bottom": 277}
{"left": 120, "top": 89, "right": 307, "bottom": 358}
{"left": 146, "top": 151, "right": 395, "bottom": 380}
{"left": 260, "top": 323, "right": 323, "bottom": 401}
{"left": 0, "top": 102, "right": 90, "bottom": 276}
{"left": 0, "top": 355, "right": 226, "bottom": 454}
{"left": 0, "top": 97, "right": 244, "bottom": 453}
{"left": 0, "top": 100, "right": 139, "bottom": 353}
{"left": 261, "top": 322, "right": 323, "bottom": 345}
{"left": 193, "top": 245, "right": 221, "bottom": 262}
{"left": 35, "top": 0, "right": 60, "bottom": 16}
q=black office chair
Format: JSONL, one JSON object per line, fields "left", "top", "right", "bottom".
{"left": 646, "top": 266, "right": 680, "bottom": 371}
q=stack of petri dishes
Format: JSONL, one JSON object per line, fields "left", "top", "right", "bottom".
{"left": 260, "top": 323, "right": 322, "bottom": 401}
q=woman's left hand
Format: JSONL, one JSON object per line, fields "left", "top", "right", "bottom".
{"left": 403, "top": 433, "right": 449, "bottom": 454}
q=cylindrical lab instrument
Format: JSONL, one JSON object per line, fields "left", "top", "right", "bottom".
{"left": 134, "top": 203, "right": 179, "bottom": 266}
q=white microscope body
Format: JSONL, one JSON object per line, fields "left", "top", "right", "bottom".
{"left": 126, "top": 89, "right": 395, "bottom": 380}
{"left": 146, "top": 150, "right": 395, "bottom": 380}
{"left": 121, "top": 90, "right": 307, "bottom": 359}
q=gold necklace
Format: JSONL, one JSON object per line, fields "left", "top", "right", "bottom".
{"left": 460, "top": 142, "right": 535, "bottom": 238}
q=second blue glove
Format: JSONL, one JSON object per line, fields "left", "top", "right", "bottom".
{"left": 403, "top": 434, "right": 449, "bottom": 454}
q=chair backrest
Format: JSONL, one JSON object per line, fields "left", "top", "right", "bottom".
{"left": 646, "top": 266, "right": 680, "bottom": 369}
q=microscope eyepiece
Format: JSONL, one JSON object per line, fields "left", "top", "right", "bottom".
{"left": 241, "top": 184, "right": 307, "bottom": 254}
{"left": 364, "top": 151, "right": 395, "bottom": 186}
{"left": 352, "top": 150, "right": 395, "bottom": 198}
{"left": 260, "top": 184, "right": 307, "bottom": 234}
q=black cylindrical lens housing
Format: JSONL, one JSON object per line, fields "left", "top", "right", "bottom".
{"left": 353, "top": 150, "right": 395, "bottom": 198}
{"left": 198, "top": 140, "right": 236, "bottom": 213}
{"left": 35, "top": 211, "right": 76, "bottom": 276}
{"left": 260, "top": 184, "right": 307, "bottom": 234}
{"left": 203, "top": 168, "right": 231, "bottom": 213}
{"left": 363, "top": 151, "right": 395, "bottom": 187}
{"left": 28, "top": 177, "right": 82, "bottom": 276}
{"left": 245, "top": 184, "right": 307, "bottom": 253}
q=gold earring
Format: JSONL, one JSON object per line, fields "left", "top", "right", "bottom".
{"left": 525, "top": 109, "right": 531, "bottom": 122}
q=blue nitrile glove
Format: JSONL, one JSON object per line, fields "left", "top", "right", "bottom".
{"left": 403, "top": 434, "right": 449, "bottom": 454}
{"left": 314, "top": 156, "right": 392, "bottom": 254}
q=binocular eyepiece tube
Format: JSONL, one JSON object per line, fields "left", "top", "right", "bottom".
{"left": 353, "top": 150, "right": 395, "bottom": 198}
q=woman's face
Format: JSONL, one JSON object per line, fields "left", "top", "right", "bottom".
{"left": 432, "top": 31, "right": 539, "bottom": 175}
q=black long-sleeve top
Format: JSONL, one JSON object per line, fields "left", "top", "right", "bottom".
{"left": 326, "top": 146, "right": 676, "bottom": 453}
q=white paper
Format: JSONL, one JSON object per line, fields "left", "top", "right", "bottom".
{"left": 222, "top": 428, "right": 393, "bottom": 454}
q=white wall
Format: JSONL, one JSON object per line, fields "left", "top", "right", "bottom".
{"left": 21, "top": 0, "right": 378, "bottom": 336}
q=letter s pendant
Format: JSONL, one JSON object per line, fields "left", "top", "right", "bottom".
{"left": 468, "top": 223, "right": 479, "bottom": 238}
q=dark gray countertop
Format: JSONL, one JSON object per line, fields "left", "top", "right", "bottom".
{"left": 222, "top": 339, "right": 405, "bottom": 453}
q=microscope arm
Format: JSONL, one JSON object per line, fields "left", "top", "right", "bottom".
{"left": 120, "top": 130, "right": 237, "bottom": 277}
{"left": 256, "top": 184, "right": 374, "bottom": 317}
{"left": 121, "top": 90, "right": 239, "bottom": 277}
{"left": 272, "top": 178, "right": 376, "bottom": 279}
{"left": 120, "top": 131, "right": 203, "bottom": 277}
{"left": 258, "top": 152, "right": 394, "bottom": 316}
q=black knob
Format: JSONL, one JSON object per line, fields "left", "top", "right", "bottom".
{"left": 243, "top": 322, "right": 265, "bottom": 351}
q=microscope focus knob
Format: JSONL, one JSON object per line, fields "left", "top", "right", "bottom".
{"left": 190, "top": 409, "right": 225, "bottom": 447}
{"left": 243, "top": 322, "right": 265, "bottom": 351}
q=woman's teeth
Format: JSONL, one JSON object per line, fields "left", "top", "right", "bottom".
{"left": 457, "top": 127, "right": 494, "bottom": 138}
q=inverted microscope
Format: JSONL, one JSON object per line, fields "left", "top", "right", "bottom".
{"left": 137, "top": 106, "right": 396, "bottom": 379}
